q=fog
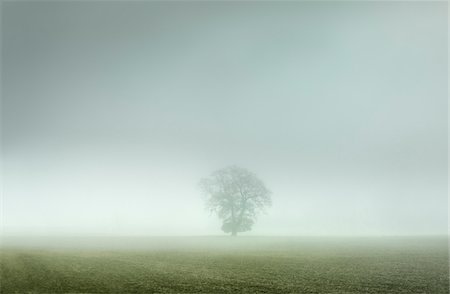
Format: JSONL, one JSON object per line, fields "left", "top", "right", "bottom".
{"left": 1, "top": 2, "right": 447, "bottom": 237}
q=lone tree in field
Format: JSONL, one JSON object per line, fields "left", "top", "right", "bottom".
{"left": 199, "top": 166, "right": 272, "bottom": 236}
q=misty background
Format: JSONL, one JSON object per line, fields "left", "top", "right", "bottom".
{"left": 1, "top": 2, "right": 447, "bottom": 236}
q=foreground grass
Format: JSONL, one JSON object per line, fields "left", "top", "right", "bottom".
{"left": 0, "top": 236, "right": 448, "bottom": 293}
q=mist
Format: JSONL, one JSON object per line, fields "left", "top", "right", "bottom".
{"left": 1, "top": 1, "right": 447, "bottom": 237}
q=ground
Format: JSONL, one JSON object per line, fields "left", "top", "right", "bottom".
{"left": 0, "top": 236, "right": 448, "bottom": 293}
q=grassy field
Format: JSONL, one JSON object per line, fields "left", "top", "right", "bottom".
{"left": 0, "top": 236, "right": 448, "bottom": 293}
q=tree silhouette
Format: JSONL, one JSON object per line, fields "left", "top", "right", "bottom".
{"left": 199, "top": 166, "right": 272, "bottom": 236}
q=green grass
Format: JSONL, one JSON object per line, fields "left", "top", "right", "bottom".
{"left": 1, "top": 236, "right": 448, "bottom": 293}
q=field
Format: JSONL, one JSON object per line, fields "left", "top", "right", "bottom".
{"left": 0, "top": 236, "right": 448, "bottom": 293}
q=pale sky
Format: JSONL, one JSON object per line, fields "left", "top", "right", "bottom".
{"left": 1, "top": 2, "right": 448, "bottom": 236}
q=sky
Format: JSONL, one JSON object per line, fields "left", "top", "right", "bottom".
{"left": 1, "top": 2, "right": 448, "bottom": 236}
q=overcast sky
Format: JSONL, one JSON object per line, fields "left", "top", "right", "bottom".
{"left": 1, "top": 2, "right": 447, "bottom": 236}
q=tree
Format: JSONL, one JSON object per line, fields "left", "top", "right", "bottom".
{"left": 199, "top": 166, "right": 272, "bottom": 236}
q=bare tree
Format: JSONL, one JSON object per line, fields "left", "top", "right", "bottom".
{"left": 199, "top": 166, "right": 272, "bottom": 236}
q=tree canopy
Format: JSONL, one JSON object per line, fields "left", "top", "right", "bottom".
{"left": 199, "top": 166, "right": 272, "bottom": 236}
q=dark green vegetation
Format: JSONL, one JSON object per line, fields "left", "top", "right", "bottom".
{"left": 1, "top": 237, "right": 448, "bottom": 293}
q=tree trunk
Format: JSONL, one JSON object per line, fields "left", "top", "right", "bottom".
{"left": 230, "top": 205, "right": 237, "bottom": 237}
{"left": 231, "top": 222, "right": 237, "bottom": 237}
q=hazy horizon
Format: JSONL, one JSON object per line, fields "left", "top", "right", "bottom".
{"left": 1, "top": 2, "right": 448, "bottom": 237}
